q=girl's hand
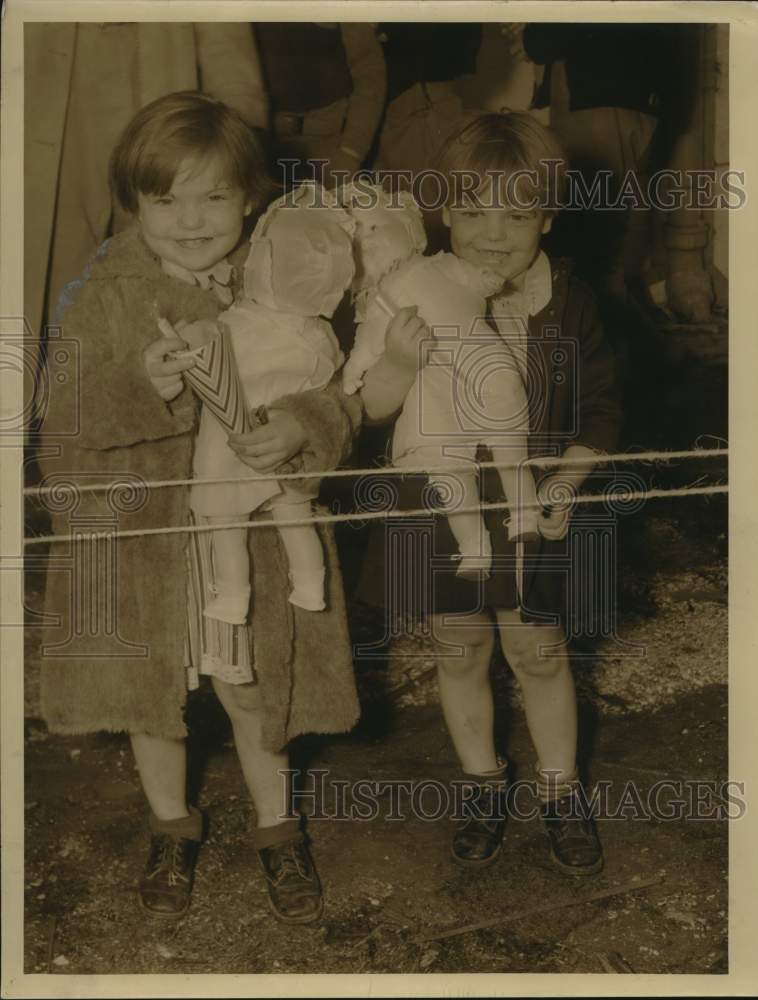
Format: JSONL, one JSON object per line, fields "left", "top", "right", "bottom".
{"left": 143, "top": 333, "right": 197, "bottom": 402}
{"left": 228, "top": 409, "right": 307, "bottom": 472}
{"left": 384, "top": 305, "right": 431, "bottom": 373}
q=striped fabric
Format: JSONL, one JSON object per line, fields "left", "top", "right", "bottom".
{"left": 184, "top": 513, "right": 257, "bottom": 688}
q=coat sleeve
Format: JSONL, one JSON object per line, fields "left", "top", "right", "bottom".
{"left": 338, "top": 23, "right": 387, "bottom": 163}
{"left": 270, "top": 376, "right": 363, "bottom": 482}
{"left": 195, "top": 23, "right": 269, "bottom": 128}
{"left": 572, "top": 285, "right": 622, "bottom": 456}
{"left": 44, "top": 278, "right": 197, "bottom": 452}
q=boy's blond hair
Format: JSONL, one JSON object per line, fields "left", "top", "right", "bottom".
{"left": 435, "top": 111, "right": 567, "bottom": 213}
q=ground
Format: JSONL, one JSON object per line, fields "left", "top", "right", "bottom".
{"left": 22, "top": 315, "right": 729, "bottom": 976}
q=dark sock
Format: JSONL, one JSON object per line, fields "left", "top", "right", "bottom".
{"left": 255, "top": 817, "right": 302, "bottom": 851}
{"left": 149, "top": 804, "right": 203, "bottom": 842}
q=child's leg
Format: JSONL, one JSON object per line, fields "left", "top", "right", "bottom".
{"left": 270, "top": 491, "right": 325, "bottom": 612}
{"left": 211, "top": 677, "right": 323, "bottom": 922}
{"left": 431, "top": 611, "right": 508, "bottom": 866}
{"left": 428, "top": 471, "right": 493, "bottom": 579}
{"left": 494, "top": 609, "right": 602, "bottom": 874}
{"left": 431, "top": 611, "right": 498, "bottom": 773}
{"left": 494, "top": 610, "right": 577, "bottom": 780}
{"left": 490, "top": 446, "right": 540, "bottom": 542}
{"left": 130, "top": 732, "right": 203, "bottom": 916}
{"left": 204, "top": 518, "right": 252, "bottom": 625}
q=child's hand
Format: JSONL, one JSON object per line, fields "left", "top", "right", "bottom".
{"left": 143, "top": 332, "right": 197, "bottom": 402}
{"left": 178, "top": 318, "right": 220, "bottom": 351}
{"left": 228, "top": 409, "right": 307, "bottom": 473}
{"left": 384, "top": 306, "right": 431, "bottom": 373}
{"left": 536, "top": 477, "right": 576, "bottom": 541}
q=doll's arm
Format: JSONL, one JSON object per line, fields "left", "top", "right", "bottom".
{"left": 342, "top": 295, "right": 391, "bottom": 395}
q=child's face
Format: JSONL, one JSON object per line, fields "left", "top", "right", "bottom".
{"left": 138, "top": 155, "right": 252, "bottom": 273}
{"left": 442, "top": 197, "right": 552, "bottom": 291}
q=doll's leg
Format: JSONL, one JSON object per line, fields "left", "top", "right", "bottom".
{"left": 204, "top": 517, "right": 253, "bottom": 625}
{"left": 428, "top": 470, "right": 493, "bottom": 580}
{"left": 490, "top": 445, "right": 540, "bottom": 542}
{"left": 269, "top": 492, "right": 326, "bottom": 611}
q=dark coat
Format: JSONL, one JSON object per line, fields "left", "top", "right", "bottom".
{"left": 38, "top": 226, "right": 362, "bottom": 748}
{"left": 357, "top": 258, "right": 622, "bottom": 621}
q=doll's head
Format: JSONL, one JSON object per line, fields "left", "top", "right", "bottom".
{"left": 243, "top": 183, "right": 356, "bottom": 318}
{"left": 341, "top": 183, "right": 428, "bottom": 294}
{"left": 435, "top": 112, "right": 567, "bottom": 290}
{"left": 110, "top": 91, "right": 277, "bottom": 274}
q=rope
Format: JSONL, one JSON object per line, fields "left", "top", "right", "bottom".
{"left": 23, "top": 447, "right": 728, "bottom": 499}
{"left": 23, "top": 483, "right": 728, "bottom": 547}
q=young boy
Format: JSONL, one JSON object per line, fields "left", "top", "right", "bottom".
{"left": 360, "top": 112, "right": 621, "bottom": 873}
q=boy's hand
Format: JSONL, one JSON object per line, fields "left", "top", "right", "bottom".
{"left": 537, "top": 476, "right": 576, "bottom": 541}
{"left": 143, "top": 333, "right": 197, "bottom": 402}
{"left": 384, "top": 306, "right": 431, "bottom": 373}
{"left": 228, "top": 409, "right": 307, "bottom": 473}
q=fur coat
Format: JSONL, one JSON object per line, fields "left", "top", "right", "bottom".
{"left": 38, "top": 225, "right": 362, "bottom": 750}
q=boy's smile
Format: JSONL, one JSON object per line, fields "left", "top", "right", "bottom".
{"left": 138, "top": 155, "right": 252, "bottom": 274}
{"left": 443, "top": 200, "right": 552, "bottom": 292}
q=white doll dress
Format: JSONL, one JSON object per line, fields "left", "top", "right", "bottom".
{"left": 190, "top": 298, "right": 344, "bottom": 517}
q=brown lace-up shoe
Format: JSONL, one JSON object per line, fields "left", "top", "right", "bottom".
{"left": 258, "top": 833, "right": 324, "bottom": 924}
{"left": 138, "top": 833, "right": 200, "bottom": 918}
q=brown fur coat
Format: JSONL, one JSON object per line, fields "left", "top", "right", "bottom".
{"left": 39, "top": 226, "right": 362, "bottom": 750}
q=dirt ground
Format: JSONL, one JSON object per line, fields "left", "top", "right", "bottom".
{"left": 22, "top": 319, "right": 730, "bottom": 977}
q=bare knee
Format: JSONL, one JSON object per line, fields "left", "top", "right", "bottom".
{"left": 431, "top": 614, "right": 494, "bottom": 678}
{"left": 213, "top": 679, "right": 262, "bottom": 719}
{"left": 501, "top": 628, "right": 566, "bottom": 681}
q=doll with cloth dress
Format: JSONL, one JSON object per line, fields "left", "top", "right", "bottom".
{"left": 167, "top": 184, "right": 355, "bottom": 623}
{"left": 342, "top": 185, "right": 539, "bottom": 579}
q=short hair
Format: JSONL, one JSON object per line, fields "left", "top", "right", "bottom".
{"left": 435, "top": 112, "right": 567, "bottom": 213}
{"left": 109, "top": 91, "right": 277, "bottom": 215}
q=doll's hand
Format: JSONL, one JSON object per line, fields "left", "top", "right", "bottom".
{"left": 228, "top": 409, "right": 307, "bottom": 473}
{"left": 143, "top": 332, "right": 197, "bottom": 402}
{"left": 384, "top": 306, "right": 431, "bottom": 373}
{"left": 536, "top": 476, "right": 576, "bottom": 541}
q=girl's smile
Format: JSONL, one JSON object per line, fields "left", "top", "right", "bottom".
{"left": 138, "top": 155, "right": 252, "bottom": 273}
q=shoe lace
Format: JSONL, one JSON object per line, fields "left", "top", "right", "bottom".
{"left": 270, "top": 842, "right": 309, "bottom": 885}
{"left": 148, "top": 836, "right": 190, "bottom": 886}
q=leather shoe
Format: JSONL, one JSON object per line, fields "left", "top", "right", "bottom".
{"left": 138, "top": 833, "right": 200, "bottom": 917}
{"left": 542, "top": 789, "right": 604, "bottom": 875}
{"left": 258, "top": 833, "right": 323, "bottom": 924}
{"left": 451, "top": 782, "right": 507, "bottom": 867}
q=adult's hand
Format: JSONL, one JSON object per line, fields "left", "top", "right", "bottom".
{"left": 228, "top": 408, "right": 307, "bottom": 472}
{"left": 143, "top": 333, "right": 196, "bottom": 402}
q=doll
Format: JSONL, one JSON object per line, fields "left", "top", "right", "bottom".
{"left": 343, "top": 187, "right": 539, "bottom": 578}
{"left": 172, "top": 183, "right": 355, "bottom": 623}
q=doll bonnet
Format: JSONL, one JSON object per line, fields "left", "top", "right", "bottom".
{"left": 243, "top": 183, "right": 356, "bottom": 318}
{"left": 341, "top": 183, "right": 428, "bottom": 297}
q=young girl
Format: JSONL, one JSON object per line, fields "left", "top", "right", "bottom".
{"left": 39, "top": 92, "right": 361, "bottom": 924}
{"left": 360, "top": 113, "right": 621, "bottom": 874}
